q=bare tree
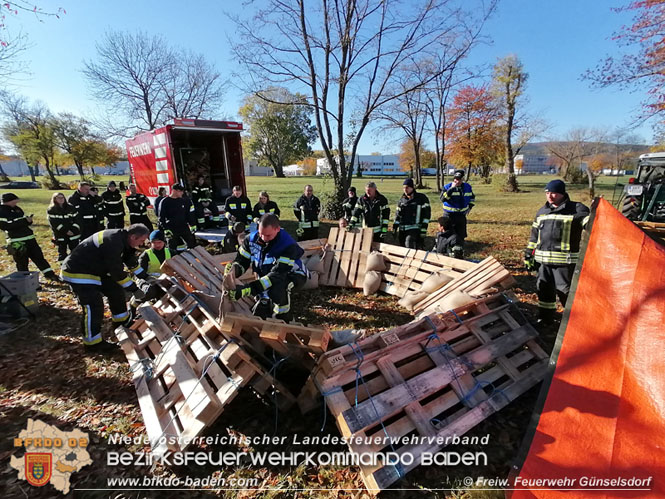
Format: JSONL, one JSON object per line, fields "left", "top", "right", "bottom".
{"left": 83, "top": 30, "right": 226, "bottom": 137}
{"left": 230, "top": 0, "right": 496, "bottom": 212}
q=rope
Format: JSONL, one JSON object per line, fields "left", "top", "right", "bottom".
{"left": 314, "top": 377, "right": 344, "bottom": 432}
{"left": 129, "top": 358, "right": 154, "bottom": 382}
{"left": 268, "top": 350, "right": 290, "bottom": 436}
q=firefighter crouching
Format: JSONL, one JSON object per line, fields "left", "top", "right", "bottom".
{"left": 61, "top": 224, "right": 150, "bottom": 351}
{"left": 126, "top": 184, "right": 154, "bottom": 231}
{"left": 158, "top": 183, "right": 198, "bottom": 253}
{"left": 225, "top": 214, "right": 307, "bottom": 323}
{"left": 350, "top": 182, "right": 390, "bottom": 242}
{"left": 293, "top": 184, "right": 321, "bottom": 241}
{"left": 47, "top": 192, "right": 81, "bottom": 261}
{"left": 393, "top": 178, "right": 431, "bottom": 249}
{"left": 524, "top": 179, "right": 589, "bottom": 324}
{"left": 1, "top": 192, "right": 59, "bottom": 281}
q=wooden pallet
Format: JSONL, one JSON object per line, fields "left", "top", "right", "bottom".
{"left": 305, "top": 306, "right": 548, "bottom": 492}
{"left": 413, "top": 256, "right": 516, "bottom": 318}
{"left": 372, "top": 242, "right": 476, "bottom": 298}
{"left": 319, "top": 227, "right": 374, "bottom": 287}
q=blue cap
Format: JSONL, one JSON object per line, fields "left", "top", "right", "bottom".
{"left": 149, "top": 230, "right": 165, "bottom": 242}
{"left": 545, "top": 179, "right": 566, "bottom": 194}
{"left": 403, "top": 178, "right": 414, "bottom": 188}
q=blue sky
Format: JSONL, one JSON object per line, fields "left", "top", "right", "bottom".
{"left": 3, "top": 0, "right": 651, "bottom": 153}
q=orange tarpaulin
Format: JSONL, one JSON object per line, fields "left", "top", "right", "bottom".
{"left": 510, "top": 198, "right": 665, "bottom": 499}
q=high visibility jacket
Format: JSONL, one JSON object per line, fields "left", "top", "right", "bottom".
{"left": 440, "top": 182, "right": 475, "bottom": 213}
{"left": 527, "top": 196, "right": 590, "bottom": 265}
{"left": 138, "top": 247, "right": 171, "bottom": 278}
{"left": 61, "top": 229, "right": 139, "bottom": 289}
{"left": 293, "top": 195, "right": 321, "bottom": 229}
{"left": 0, "top": 205, "right": 35, "bottom": 243}
{"left": 159, "top": 196, "right": 197, "bottom": 231}
{"left": 47, "top": 203, "right": 80, "bottom": 241}
{"left": 191, "top": 184, "right": 213, "bottom": 204}
{"left": 68, "top": 190, "right": 98, "bottom": 225}
{"left": 224, "top": 195, "right": 253, "bottom": 223}
{"left": 233, "top": 229, "right": 306, "bottom": 295}
{"left": 394, "top": 191, "right": 431, "bottom": 232}
{"left": 342, "top": 195, "right": 358, "bottom": 222}
{"left": 126, "top": 193, "right": 150, "bottom": 217}
{"left": 351, "top": 192, "right": 390, "bottom": 234}
{"left": 253, "top": 201, "right": 281, "bottom": 220}
{"left": 102, "top": 189, "right": 125, "bottom": 217}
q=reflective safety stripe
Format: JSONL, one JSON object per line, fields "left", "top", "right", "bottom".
{"left": 464, "top": 192, "right": 474, "bottom": 196}
{"left": 40, "top": 267, "right": 53, "bottom": 274}
{"left": 527, "top": 241, "right": 537, "bottom": 249}
{"left": 278, "top": 256, "right": 294, "bottom": 266}
{"left": 582, "top": 215, "right": 590, "bottom": 227}
{"left": 93, "top": 231, "right": 105, "bottom": 247}
{"left": 130, "top": 265, "right": 142, "bottom": 276}
{"left": 112, "top": 311, "right": 129, "bottom": 322}
{"left": 442, "top": 206, "right": 466, "bottom": 212}
{"left": 538, "top": 300, "right": 557, "bottom": 310}
{"left": 239, "top": 246, "right": 251, "bottom": 259}
{"left": 117, "top": 276, "right": 134, "bottom": 288}
{"left": 82, "top": 215, "right": 96, "bottom": 219}
{"left": 82, "top": 305, "right": 102, "bottom": 345}
{"left": 535, "top": 250, "right": 579, "bottom": 264}
{"left": 61, "top": 271, "right": 101, "bottom": 285}
{"left": 70, "top": 234, "right": 80, "bottom": 240}
{"left": 7, "top": 235, "right": 35, "bottom": 243}
{"left": 300, "top": 221, "right": 312, "bottom": 228}
{"left": 259, "top": 276, "right": 271, "bottom": 290}
{"left": 560, "top": 217, "right": 573, "bottom": 251}
{"left": 312, "top": 220, "right": 319, "bottom": 227}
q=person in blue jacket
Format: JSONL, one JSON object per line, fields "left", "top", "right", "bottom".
{"left": 440, "top": 169, "right": 475, "bottom": 248}
{"left": 225, "top": 213, "right": 307, "bottom": 322}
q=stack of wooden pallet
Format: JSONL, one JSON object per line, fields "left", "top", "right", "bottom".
{"left": 298, "top": 293, "right": 548, "bottom": 492}
{"left": 319, "top": 228, "right": 375, "bottom": 287}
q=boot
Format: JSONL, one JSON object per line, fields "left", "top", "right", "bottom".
{"left": 84, "top": 340, "right": 119, "bottom": 353}
{"left": 44, "top": 271, "right": 61, "bottom": 282}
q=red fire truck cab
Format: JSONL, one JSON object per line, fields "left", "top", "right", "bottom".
{"left": 125, "top": 118, "right": 246, "bottom": 204}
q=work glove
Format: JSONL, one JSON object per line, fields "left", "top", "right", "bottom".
{"left": 190, "top": 225, "right": 198, "bottom": 233}
{"left": 344, "top": 225, "right": 352, "bottom": 232}
{"left": 164, "top": 229, "right": 173, "bottom": 238}
{"left": 296, "top": 227, "right": 304, "bottom": 237}
{"left": 132, "top": 288, "right": 146, "bottom": 301}
{"left": 524, "top": 248, "right": 536, "bottom": 272}
{"left": 228, "top": 285, "right": 252, "bottom": 301}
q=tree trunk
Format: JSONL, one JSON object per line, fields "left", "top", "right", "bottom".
{"left": 43, "top": 157, "right": 58, "bottom": 187}
{"left": 587, "top": 171, "right": 595, "bottom": 199}
{"left": 504, "top": 107, "right": 519, "bottom": 192}
{"left": 0, "top": 162, "right": 9, "bottom": 181}
{"left": 89, "top": 166, "right": 96, "bottom": 175}
{"left": 272, "top": 163, "right": 285, "bottom": 178}
{"left": 27, "top": 166, "right": 36, "bottom": 182}
{"left": 75, "top": 161, "right": 85, "bottom": 180}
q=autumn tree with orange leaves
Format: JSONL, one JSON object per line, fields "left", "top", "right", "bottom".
{"left": 444, "top": 84, "right": 502, "bottom": 180}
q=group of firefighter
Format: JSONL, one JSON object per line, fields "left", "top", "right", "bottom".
{"left": 0, "top": 168, "right": 589, "bottom": 352}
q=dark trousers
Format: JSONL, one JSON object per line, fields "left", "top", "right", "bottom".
{"left": 398, "top": 229, "right": 422, "bottom": 249}
{"left": 444, "top": 212, "right": 468, "bottom": 240}
{"left": 298, "top": 227, "right": 319, "bottom": 242}
{"left": 253, "top": 272, "right": 307, "bottom": 322}
{"left": 166, "top": 229, "right": 197, "bottom": 253}
{"left": 129, "top": 214, "right": 153, "bottom": 231}
{"left": 70, "top": 278, "right": 129, "bottom": 346}
{"left": 12, "top": 238, "right": 53, "bottom": 274}
{"left": 106, "top": 216, "right": 125, "bottom": 229}
{"left": 79, "top": 220, "right": 99, "bottom": 240}
{"left": 55, "top": 237, "right": 79, "bottom": 261}
{"left": 536, "top": 263, "right": 576, "bottom": 318}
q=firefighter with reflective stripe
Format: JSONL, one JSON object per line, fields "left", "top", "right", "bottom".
{"left": 293, "top": 184, "right": 321, "bottom": 241}
{"left": 350, "top": 182, "right": 390, "bottom": 242}
{"left": 61, "top": 225, "right": 149, "bottom": 351}
{"left": 342, "top": 187, "right": 358, "bottom": 224}
{"left": 158, "top": 183, "right": 198, "bottom": 253}
{"left": 525, "top": 179, "right": 590, "bottom": 323}
{"left": 88, "top": 187, "right": 105, "bottom": 231}
{"left": 0, "top": 192, "right": 59, "bottom": 280}
{"left": 47, "top": 192, "right": 80, "bottom": 261}
{"left": 192, "top": 176, "right": 221, "bottom": 225}
{"left": 433, "top": 216, "right": 464, "bottom": 259}
{"left": 252, "top": 191, "right": 281, "bottom": 222}
{"left": 154, "top": 187, "right": 167, "bottom": 219}
{"left": 440, "top": 169, "right": 475, "bottom": 244}
{"left": 224, "top": 185, "right": 252, "bottom": 225}
{"left": 68, "top": 182, "right": 99, "bottom": 239}
{"left": 195, "top": 200, "right": 222, "bottom": 229}
{"left": 101, "top": 181, "right": 125, "bottom": 229}
{"left": 126, "top": 184, "right": 154, "bottom": 231}
{"left": 191, "top": 175, "right": 214, "bottom": 204}
{"left": 226, "top": 214, "right": 307, "bottom": 322}
{"left": 393, "top": 178, "right": 431, "bottom": 249}
{"left": 132, "top": 230, "right": 171, "bottom": 304}
{"left": 221, "top": 222, "right": 246, "bottom": 254}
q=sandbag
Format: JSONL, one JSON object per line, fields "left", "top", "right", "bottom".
{"left": 301, "top": 271, "right": 319, "bottom": 290}
{"left": 398, "top": 291, "right": 428, "bottom": 311}
{"left": 366, "top": 251, "right": 386, "bottom": 272}
{"left": 306, "top": 254, "right": 325, "bottom": 273}
{"left": 222, "top": 271, "right": 236, "bottom": 292}
{"left": 330, "top": 328, "right": 366, "bottom": 347}
{"left": 418, "top": 272, "right": 454, "bottom": 294}
{"left": 438, "top": 290, "right": 476, "bottom": 311}
{"left": 363, "top": 271, "right": 382, "bottom": 296}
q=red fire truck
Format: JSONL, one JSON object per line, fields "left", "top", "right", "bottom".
{"left": 125, "top": 118, "right": 246, "bottom": 204}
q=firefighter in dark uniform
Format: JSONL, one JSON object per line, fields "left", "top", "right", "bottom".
{"left": 226, "top": 214, "right": 307, "bottom": 322}
{"left": 69, "top": 182, "right": 98, "bottom": 239}
{"left": 192, "top": 176, "right": 222, "bottom": 226}
{"left": 61, "top": 224, "right": 149, "bottom": 351}
{"left": 393, "top": 178, "right": 431, "bottom": 249}
{"left": 133, "top": 230, "right": 172, "bottom": 303}
{"left": 525, "top": 179, "right": 590, "bottom": 323}
{"left": 126, "top": 184, "right": 153, "bottom": 231}
{"left": 102, "top": 181, "right": 125, "bottom": 229}
{"left": 154, "top": 187, "right": 167, "bottom": 219}
{"left": 47, "top": 192, "right": 81, "bottom": 261}
{"left": 224, "top": 185, "right": 253, "bottom": 226}
{"left": 195, "top": 200, "right": 222, "bottom": 229}
{"left": 158, "top": 183, "right": 198, "bottom": 253}
{"left": 293, "top": 184, "right": 321, "bottom": 241}
{"left": 221, "top": 222, "right": 246, "bottom": 254}
{"left": 350, "top": 182, "right": 390, "bottom": 242}
{"left": 342, "top": 187, "right": 358, "bottom": 225}
{"left": 433, "top": 215, "right": 463, "bottom": 259}
{"left": 440, "top": 169, "right": 475, "bottom": 247}
{"left": 252, "top": 191, "right": 281, "bottom": 222}
{"left": 88, "top": 186, "right": 105, "bottom": 231}
{"left": 1, "top": 193, "right": 59, "bottom": 280}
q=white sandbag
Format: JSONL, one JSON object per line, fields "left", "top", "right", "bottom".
{"left": 222, "top": 271, "right": 236, "bottom": 292}
{"left": 330, "top": 328, "right": 366, "bottom": 347}
{"left": 366, "top": 251, "right": 386, "bottom": 272}
{"left": 438, "top": 290, "right": 476, "bottom": 311}
{"left": 418, "top": 272, "right": 454, "bottom": 294}
{"left": 363, "top": 271, "right": 382, "bottom": 296}
{"left": 398, "top": 291, "right": 428, "bottom": 311}
{"left": 301, "top": 271, "right": 319, "bottom": 290}
{"left": 306, "top": 254, "right": 325, "bottom": 273}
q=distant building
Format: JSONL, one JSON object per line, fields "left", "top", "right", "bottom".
{"left": 244, "top": 159, "right": 273, "bottom": 176}
{"left": 0, "top": 158, "right": 128, "bottom": 177}
{"left": 316, "top": 154, "right": 405, "bottom": 176}
{"left": 283, "top": 164, "right": 304, "bottom": 176}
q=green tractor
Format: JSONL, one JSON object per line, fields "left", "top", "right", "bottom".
{"left": 618, "top": 152, "right": 665, "bottom": 222}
